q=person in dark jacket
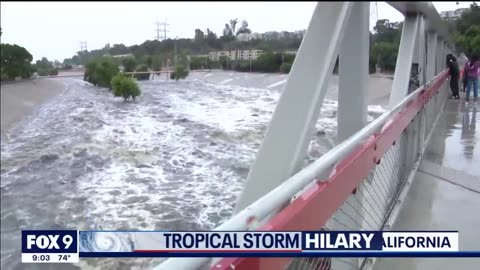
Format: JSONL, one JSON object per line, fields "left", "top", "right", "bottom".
{"left": 446, "top": 54, "right": 460, "bottom": 99}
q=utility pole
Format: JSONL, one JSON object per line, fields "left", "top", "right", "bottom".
{"left": 250, "top": 51, "right": 252, "bottom": 72}
{"left": 155, "top": 21, "right": 161, "bottom": 40}
{"left": 174, "top": 36, "right": 178, "bottom": 66}
{"left": 80, "top": 41, "right": 87, "bottom": 52}
{"left": 154, "top": 20, "right": 170, "bottom": 41}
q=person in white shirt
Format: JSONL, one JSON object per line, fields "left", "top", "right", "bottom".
{"left": 457, "top": 52, "right": 469, "bottom": 92}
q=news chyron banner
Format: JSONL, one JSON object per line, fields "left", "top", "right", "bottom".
{"left": 22, "top": 230, "right": 474, "bottom": 263}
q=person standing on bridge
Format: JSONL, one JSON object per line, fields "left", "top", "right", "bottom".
{"left": 464, "top": 54, "right": 479, "bottom": 102}
{"left": 446, "top": 54, "right": 460, "bottom": 99}
{"left": 457, "top": 52, "right": 469, "bottom": 92}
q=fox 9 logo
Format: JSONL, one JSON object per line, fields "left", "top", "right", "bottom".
{"left": 22, "top": 230, "right": 77, "bottom": 253}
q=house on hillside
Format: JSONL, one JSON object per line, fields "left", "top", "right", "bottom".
{"left": 250, "top": 33, "right": 263, "bottom": 40}
{"left": 237, "top": 33, "right": 252, "bottom": 42}
{"left": 208, "top": 50, "right": 263, "bottom": 61}
{"left": 111, "top": 53, "right": 134, "bottom": 58}
{"left": 237, "top": 33, "right": 263, "bottom": 42}
{"left": 263, "top": 31, "right": 279, "bottom": 40}
{"left": 440, "top": 8, "right": 467, "bottom": 20}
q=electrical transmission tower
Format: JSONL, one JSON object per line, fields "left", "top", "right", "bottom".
{"left": 80, "top": 41, "right": 88, "bottom": 52}
{"left": 154, "top": 20, "right": 170, "bottom": 41}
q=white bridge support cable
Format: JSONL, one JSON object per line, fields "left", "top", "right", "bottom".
{"left": 234, "top": 2, "right": 354, "bottom": 213}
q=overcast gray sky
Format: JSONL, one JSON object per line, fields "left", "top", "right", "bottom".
{"left": 0, "top": 1, "right": 473, "bottom": 62}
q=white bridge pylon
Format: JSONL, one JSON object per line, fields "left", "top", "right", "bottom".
{"left": 235, "top": 1, "right": 452, "bottom": 216}
{"left": 154, "top": 2, "right": 452, "bottom": 270}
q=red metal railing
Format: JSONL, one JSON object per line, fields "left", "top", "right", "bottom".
{"left": 211, "top": 71, "right": 450, "bottom": 270}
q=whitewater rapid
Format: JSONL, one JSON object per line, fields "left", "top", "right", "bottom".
{"left": 0, "top": 71, "right": 388, "bottom": 270}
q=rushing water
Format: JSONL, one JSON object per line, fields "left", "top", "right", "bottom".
{"left": 0, "top": 71, "right": 386, "bottom": 270}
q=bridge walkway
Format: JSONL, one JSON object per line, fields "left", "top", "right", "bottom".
{"left": 375, "top": 99, "right": 480, "bottom": 270}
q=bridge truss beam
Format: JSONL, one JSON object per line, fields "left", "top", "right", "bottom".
{"left": 154, "top": 2, "right": 453, "bottom": 270}
{"left": 234, "top": 2, "right": 354, "bottom": 213}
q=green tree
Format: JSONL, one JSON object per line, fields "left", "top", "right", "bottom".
{"left": 170, "top": 64, "right": 189, "bottom": 81}
{"left": 95, "top": 57, "right": 119, "bottom": 88}
{"left": 84, "top": 60, "right": 98, "bottom": 85}
{"left": 373, "top": 19, "right": 402, "bottom": 44}
{"left": 135, "top": 64, "right": 150, "bottom": 80}
{"left": 72, "top": 55, "right": 80, "bottom": 65}
{"left": 444, "top": 3, "right": 480, "bottom": 56}
{"left": 455, "top": 3, "right": 480, "bottom": 34}
{"left": 369, "top": 18, "right": 402, "bottom": 72}
{"left": 49, "top": 68, "right": 59, "bottom": 76}
{"left": 111, "top": 74, "right": 141, "bottom": 101}
{"left": 63, "top": 58, "right": 74, "bottom": 69}
{"left": 109, "top": 44, "right": 130, "bottom": 55}
{"left": 280, "top": 62, "right": 292, "bottom": 73}
{"left": 230, "top": 19, "right": 238, "bottom": 37}
{"left": 35, "top": 57, "right": 61, "bottom": 75}
{"left": 0, "top": 43, "right": 33, "bottom": 79}
{"left": 236, "top": 20, "right": 252, "bottom": 36}
{"left": 146, "top": 56, "right": 153, "bottom": 68}
{"left": 252, "top": 51, "right": 282, "bottom": 72}
{"left": 178, "top": 50, "right": 189, "bottom": 67}
{"left": 36, "top": 57, "right": 54, "bottom": 74}
{"left": 190, "top": 56, "right": 208, "bottom": 69}
{"left": 194, "top": 29, "right": 205, "bottom": 42}
{"left": 372, "top": 42, "right": 398, "bottom": 72}
{"left": 84, "top": 57, "right": 119, "bottom": 89}
{"left": 151, "top": 55, "right": 162, "bottom": 71}
{"left": 463, "top": 25, "right": 480, "bottom": 55}
{"left": 122, "top": 56, "right": 137, "bottom": 72}
{"left": 222, "top": 19, "right": 238, "bottom": 41}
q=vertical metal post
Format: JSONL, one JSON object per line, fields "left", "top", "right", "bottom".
{"left": 234, "top": 2, "right": 354, "bottom": 213}
{"left": 414, "top": 15, "right": 426, "bottom": 157}
{"left": 423, "top": 31, "right": 438, "bottom": 142}
{"left": 389, "top": 14, "right": 420, "bottom": 174}
{"left": 436, "top": 39, "right": 444, "bottom": 75}
{"left": 337, "top": 2, "right": 369, "bottom": 143}
{"left": 426, "top": 32, "right": 437, "bottom": 81}
{"left": 389, "top": 14, "right": 420, "bottom": 108}
{"left": 417, "top": 15, "right": 426, "bottom": 86}
{"left": 336, "top": 5, "right": 369, "bottom": 270}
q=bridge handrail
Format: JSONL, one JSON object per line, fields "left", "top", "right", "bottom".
{"left": 211, "top": 70, "right": 450, "bottom": 270}
{"left": 154, "top": 70, "right": 450, "bottom": 270}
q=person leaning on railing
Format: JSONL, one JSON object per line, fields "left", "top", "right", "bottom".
{"left": 464, "top": 54, "right": 480, "bottom": 102}
{"left": 446, "top": 54, "right": 460, "bottom": 99}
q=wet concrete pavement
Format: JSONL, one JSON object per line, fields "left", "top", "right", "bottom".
{"left": 374, "top": 99, "right": 480, "bottom": 270}
{"left": 423, "top": 100, "right": 479, "bottom": 175}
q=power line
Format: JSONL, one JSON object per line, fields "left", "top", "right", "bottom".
{"left": 154, "top": 20, "right": 170, "bottom": 41}
{"left": 80, "top": 41, "right": 87, "bottom": 52}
